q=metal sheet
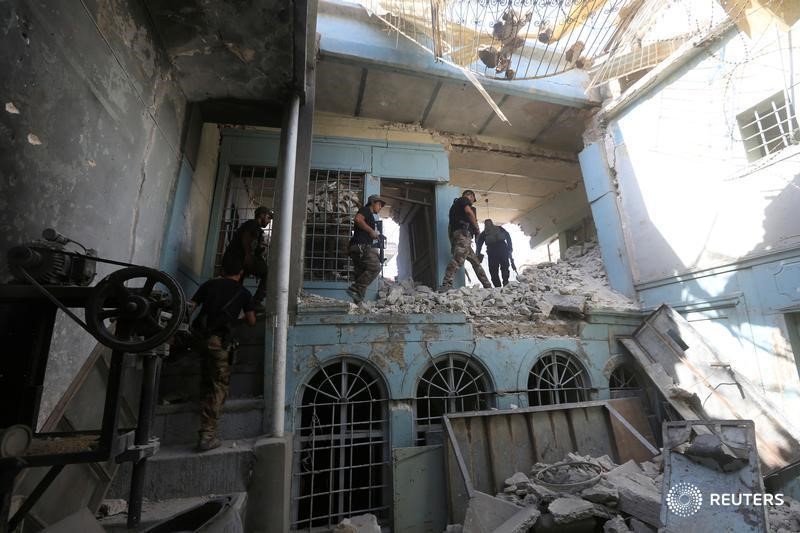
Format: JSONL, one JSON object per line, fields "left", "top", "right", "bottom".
{"left": 623, "top": 304, "right": 800, "bottom": 472}
{"left": 392, "top": 445, "right": 448, "bottom": 533}
{"left": 661, "top": 420, "right": 767, "bottom": 533}
{"left": 442, "top": 398, "right": 657, "bottom": 521}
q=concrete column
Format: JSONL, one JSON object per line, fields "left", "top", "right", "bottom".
{"left": 270, "top": 95, "right": 301, "bottom": 437}
{"left": 578, "top": 141, "right": 636, "bottom": 298}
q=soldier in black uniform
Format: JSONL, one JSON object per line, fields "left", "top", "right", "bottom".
{"left": 189, "top": 256, "right": 256, "bottom": 451}
{"left": 346, "top": 195, "right": 386, "bottom": 303}
{"left": 221, "top": 206, "right": 273, "bottom": 310}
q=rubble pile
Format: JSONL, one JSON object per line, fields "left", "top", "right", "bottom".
{"left": 353, "top": 242, "right": 638, "bottom": 335}
{"left": 453, "top": 451, "right": 800, "bottom": 533}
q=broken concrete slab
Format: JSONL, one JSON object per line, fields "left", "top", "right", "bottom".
{"left": 463, "top": 491, "right": 524, "bottom": 533}
{"left": 333, "top": 513, "right": 380, "bottom": 533}
{"left": 544, "top": 293, "right": 586, "bottom": 317}
{"left": 580, "top": 483, "right": 619, "bottom": 505}
{"left": 673, "top": 432, "right": 748, "bottom": 472}
{"left": 604, "top": 469, "right": 660, "bottom": 527}
{"left": 493, "top": 505, "right": 541, "bottom": 533}
{"left": 628, "top": 518, "right": 656, "bottom": 533}
{"left": 548, "top": 497, "right": 595, "bottom": 525}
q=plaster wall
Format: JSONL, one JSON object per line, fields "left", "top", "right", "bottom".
{"left": 583, "top": 23, "right": 800, "bottom": 414}
{"left": 0, "top": 1, "right": 186, "bottom": 423}
{"left": 609, "top": 25, "right": 800, "bottom": 284}
{"left": 276, "top": 312, "right": 642, "bottom": 447}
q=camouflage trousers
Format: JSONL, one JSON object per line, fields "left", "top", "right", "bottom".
{"left": 198, "top": 335, "right": 231, "bottom": 441}
{"left": 442, "top": 230, "right": 492, "bottom": 289}
{"left": 349, "top": 244, "right": 381, "bottom": 297}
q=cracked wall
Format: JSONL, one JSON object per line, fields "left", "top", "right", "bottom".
{"left": 0, "top": 0, "right": 187, "bottom": 424}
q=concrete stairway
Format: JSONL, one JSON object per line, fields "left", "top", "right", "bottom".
{"left": 100, "top": 319, "right": 268, "bottom": 531}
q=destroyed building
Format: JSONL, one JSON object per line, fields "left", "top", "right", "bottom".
{"left": 1, "top": 0, "right": 800, "bottom": 532}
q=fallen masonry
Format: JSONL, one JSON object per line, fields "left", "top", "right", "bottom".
{"left": 295, "top": 242, "right": 640, "bottom": 337}
{"left": 449, "top": 452, "right": 800, "bottom": 533}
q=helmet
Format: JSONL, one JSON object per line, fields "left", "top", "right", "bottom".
{"left": 367, "top": 195, "right": 387, "bottom": 206}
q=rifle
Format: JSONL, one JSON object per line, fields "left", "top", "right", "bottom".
{"left": 510, "top": 254, "right": 518, "bottom": 274}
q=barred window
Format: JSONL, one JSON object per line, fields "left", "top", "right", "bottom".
{"left": 415, "top": 354, "right": 493, "bottom": 444}
{"left": 528, "top": 350, "right": 591, "bottom": 406}
{"left": 305, "top": 170, "right": 365, "bottom": 281}
{"left": 292, "top": 359, "right": 390, "bottom": 531}
{"left": 214, "top": 165, "right": 276, "bottom": 275}
{"left": 736, "top": 91, "right": 799, "bottom": 163}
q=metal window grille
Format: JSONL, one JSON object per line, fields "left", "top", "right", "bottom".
{"left": 736, "top": 90, "right": 799, "bottom": 163}
{"left": 213, "top": 165, "right": 276, "bottom": 275}
{"left": 609, "top": 363, "right": 643, "bottom": 399}
{"left": 292, "top": 359, "right": 390, "bottom": 531}
{"left": 415, "top": 354, "right": 493, "bottom": 445}
{"left": 305, "top": 170, "right": 365, "bottom": 281}
{"left": 527, "top": 350, "right": 591, "bottom": 406}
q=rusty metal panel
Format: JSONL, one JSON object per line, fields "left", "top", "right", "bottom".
{"left": 393, "top": 446, "right": 448, "bottom": 533}
{"left": 661, "top": 420, "right": 767, "bottom": 533}
{"left": 625, "top": 304, "right": 800, "bottom": 472}
{"left": 443, "top": 399, "right": 657, "bottom": 503}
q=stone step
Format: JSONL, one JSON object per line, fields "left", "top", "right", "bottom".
{"left": 99, "top": 493, "right": 247, "bottom": 532}
{"left": 152, "top": 398, "right": 265, "bottom": 445}
{"left": 159, "top": 343, "right": 265, "bottom": 401}
{"left": 107, "top": 439, "right": 258, "bottom": 501}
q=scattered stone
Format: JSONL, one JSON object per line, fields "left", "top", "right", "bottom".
{"left": 604, "top": 469, "right": 661, "bottom": 528}
{"left": 548, "top": 497, "right": 595, "bottom": 524}
{"left": 333, "top": 513, "right": 380, "bottom": 533}
{"left": 639, "top": 461, "right": 660, "bottom": 478}
{"left": 494, "top": 505, "right": 541, "bottom": 533}
{"left": 96, "top": 499, "right": 127, "bottom": 518}
{"left": 767, "top": 496, "right": 800, "bottom": 533}
{"left": 581, "top": 483, "right": 619, "bottom": 505}
{"left": 527, "top": 482, "right": 559, "bottom": 504}
{"left": 504, "top": 472, "right": 530, "bottom": 487}
{"left": 603, "top": 515, "right": 631, "bottom": 533}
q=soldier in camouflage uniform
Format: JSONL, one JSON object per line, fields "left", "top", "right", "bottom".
{"left": 190, "top": 256, "right": 256, "bottom": 451}
{"left": 440, "top": 190, "right": 492, "bottom": 291}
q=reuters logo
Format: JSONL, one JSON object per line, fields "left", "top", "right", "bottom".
{"left": 666, "top": 482, "right": 703, "bottom": 517}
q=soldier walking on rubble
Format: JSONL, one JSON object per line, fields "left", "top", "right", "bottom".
{"left": 221, "top": 206, "right": 273, "bottom": 311}
{"left": 440, "top": 190, "right": 492, "bottom": 291}
{"left": 189, "top": 256, "right": 256, "bottom": 451}
{"left": 346, "top": 194, "right": 387, "bottom": 304}
{"left": 477, "top": 219, "right": 513, "bottom": 288}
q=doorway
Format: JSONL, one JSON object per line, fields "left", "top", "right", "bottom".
{"left": 380, "top": 180, "right": 437, "bottom": 287}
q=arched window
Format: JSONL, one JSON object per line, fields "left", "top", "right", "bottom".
{"left": 609, "top": 363, "right": 643, "bottom": 398}
{"left": 292, "top": 359, "right": 389, "bottom": 531}
{"left": 528, "top": 350, "right": 591, "bottom": 406}
{"left": 415, "top": 354, "right": 494, "bottom": 444}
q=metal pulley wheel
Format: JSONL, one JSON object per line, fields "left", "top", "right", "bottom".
{"left": 85, "top": 267, "right": 185, "bottom": 352}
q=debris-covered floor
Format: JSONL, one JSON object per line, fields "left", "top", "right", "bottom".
{"left": 299, "top": 242, "right": 639, "bottom": 337}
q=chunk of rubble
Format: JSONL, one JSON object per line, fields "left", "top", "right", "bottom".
{"left": 628, "top": 518, "right": 657, "bottom": 533}
{"left": 443, "top": 525, "right": 463, "bottom": 533}
{"left": 504, "top": 472, "right": 530, "bottom": 486}
{"left": 580, "top": 482, "right": 619, "bottom": 505}
{"left": 333, "top": 513, "right": 380, "bottom": 533}
{"left": 767, "top": 496, "right": 800, "bottom": 533}
{"left": 548, "top": 497, "right": 595, "bottom": 524}
{"left": 604, "top": 464, "right": 661, "bottom": 528}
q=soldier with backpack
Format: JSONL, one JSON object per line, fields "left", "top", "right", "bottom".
{"left": 476, "top": 219, "right": 513, "bottom": 287}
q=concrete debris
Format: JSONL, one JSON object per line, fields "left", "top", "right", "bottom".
{"left": 767, "top": 496, "right": 800, "bottom": 533}
{"left": 443, "top": 525, "right": 463, "bottom": 533}
{"left": 488, "top": 453, "right": 668, "bottom": 531}
{"left": 604, "top": 467, "right": 661, "bottom": 527}
{"left": 493, "top": 505, "right": 541, "bottom": 533}
{"left": 96, "top": 499, "right": 127, "bottom": 518}
{"left": 340, "top": 242, "right": 639, "bottom": 336}
{"left": 333, "top": 513, "right": 380, "bottom": 533}
{"left": 504, "top": 472, "right": 530, "bottom": 487}
{"left": 672, "top": 432, "right": 748, "bottom": 472}
{"left": 603, "top": 515, "right": 631, "bottom": 533}
{"left": 548, "top": 497, "right": 595, "bottom": 524}
{"left": 580, "top": 482, "right": 619, "bottom": 505}
{"left": 463, "top": 492, "right": 523, "bottom": 533}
